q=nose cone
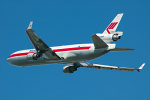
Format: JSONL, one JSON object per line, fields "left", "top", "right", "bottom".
{"left": 7, "top": 56, "right": 21, "bottom": 66}
{"left": 7, "top": 57, "right": 13, "bottom": 65}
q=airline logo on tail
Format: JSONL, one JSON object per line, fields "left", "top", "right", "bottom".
{"left": 106, "top": 22, "right": 118, "bottom": 34}
{"left": 103, "top": 13, "right": 123, "bottom": 34}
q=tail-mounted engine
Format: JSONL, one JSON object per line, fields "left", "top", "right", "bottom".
{"left": 63, "top": 66, "right": 78, "bottom": 73}
{"left": 96, "top": 31, "right": 123, "bottom": 43}
{"left": 112, "top": 34, "right": 121, "bottom": 41}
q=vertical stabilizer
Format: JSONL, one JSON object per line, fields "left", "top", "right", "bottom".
{"left": 103, "top": 13, "right": 123, "bottom": 34}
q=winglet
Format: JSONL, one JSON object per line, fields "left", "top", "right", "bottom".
{"left": 27, "top": 21, "right": 33, "bottom": 31}
{"left": 137, "top": 63, "right": 145, "bottom": 72}
{"left": 139, "top": 63, "right": 145, "bottom": 70}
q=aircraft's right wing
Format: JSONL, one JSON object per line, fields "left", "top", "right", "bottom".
{"left": 26, "top": 21, "right": 61, "bottom": 60}
{"left": 76, "top": 62, "right": 145, "bottom": 72}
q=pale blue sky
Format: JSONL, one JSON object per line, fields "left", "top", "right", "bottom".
{"left": 0, "top": 0, "right": 150, "bottom": 100}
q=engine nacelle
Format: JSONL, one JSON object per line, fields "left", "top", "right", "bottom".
{"left": 63, "top": 66, "right": 78, "bottom": 73}
{"left": 27, "top": 53, "right": 39, "bottom": 60}
{"left": 96, "top": 31, "right": 123, "bottom": 43}
{"left": 112, "top": 34, "right": 121, "bottom": 41}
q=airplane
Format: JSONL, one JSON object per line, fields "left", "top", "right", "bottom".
{"left": 7, "top": 13, "right": 145, "bottom": 73}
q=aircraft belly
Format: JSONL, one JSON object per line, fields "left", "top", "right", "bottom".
{"left": 17, "top": 55, "right": 74, "bottom": 66}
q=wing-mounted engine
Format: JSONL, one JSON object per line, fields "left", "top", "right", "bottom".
{"left": 96, "top": 31, "right": 123, "bottom": 43}
{"left": 27, "top": 52, "right": 42, "bottom": 60}
{"left": 63, "top": 66, "right": 78, "bottom": 73}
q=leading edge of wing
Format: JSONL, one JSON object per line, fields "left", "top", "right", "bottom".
{"left": 76, "top": 62, "right": 145, "bottom": 72}
{"left": 26, "top": 21, "right": 61, "bottom": 60}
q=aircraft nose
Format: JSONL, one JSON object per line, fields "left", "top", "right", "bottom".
{"left": 7, "top": 56, "right": 20, "bottom": 66}
{"left": 7, "top": 57, "right": 15, "bottom": 65}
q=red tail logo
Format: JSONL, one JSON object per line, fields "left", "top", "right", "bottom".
{"left": 106, "top": 22, "right": 118, "bottom": 34}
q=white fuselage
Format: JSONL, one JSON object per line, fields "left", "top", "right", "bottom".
{"left": 7, "top": 14, "right": 143, "bottom": 73}
{"left": 7, "top": 43, "right": 115, "bottom": 67}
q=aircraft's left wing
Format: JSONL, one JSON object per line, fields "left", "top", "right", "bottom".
{"left": 26, "top": 21, "right": 61, "bottom": 60}
{"left": 75, "top": 62, "right": 145, "bottom": 72}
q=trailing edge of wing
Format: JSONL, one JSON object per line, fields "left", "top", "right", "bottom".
{"left": 26, "top": 21, "right": 61, "bottom": 60}
{"left": 76, "top": 62, "right": 145, "bottom": 72}
{"left": 91, "top": 34, "right": 108, "bottom": 49}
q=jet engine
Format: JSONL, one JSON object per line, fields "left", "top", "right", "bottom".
{"left": 112, "top": 34, "right": 121, "bottom": 41}
{"left": 96, "top": 31, "right": 123, "bottom": 43}
{"left": 27, "top": 52, "right": 41, "bottom": 60}
{"left": 63, "top": 66, "right": 78, "bottom": 73}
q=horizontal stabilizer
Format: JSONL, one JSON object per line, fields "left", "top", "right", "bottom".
{"left": 91, "top": 34, "right": 108, "bottom": 49}
{"left": 110, "top": 48, "right": 134, "bottom": 51}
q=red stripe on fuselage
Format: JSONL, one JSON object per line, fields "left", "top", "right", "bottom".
{"left": 8, "top": 46, "right": 91, "bottom": 58}
{"left": 8, "top": 52, "right": 34, "bottom": 58}
{"left": 53, "top": 46, "right": 91, "bottom": 52}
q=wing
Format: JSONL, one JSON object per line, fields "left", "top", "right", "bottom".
{"left": 26, "top": 21, "right": 61, "bottom": 60}
{"left": 75, "top": 62, "right": 145, "bottom": 72}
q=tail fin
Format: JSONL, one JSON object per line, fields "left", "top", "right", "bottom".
{"left": 103, "top": 13, "right": 123, "bottom": 34}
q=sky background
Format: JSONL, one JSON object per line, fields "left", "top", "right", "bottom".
{"left": 0, "top": 0, "right": 150, "bottom": 100}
